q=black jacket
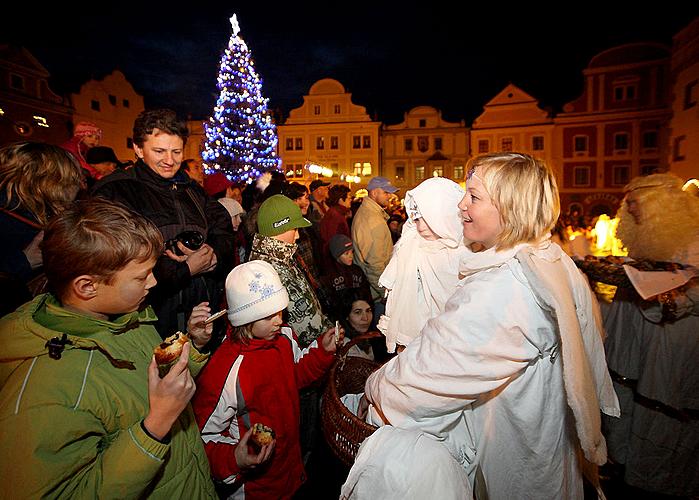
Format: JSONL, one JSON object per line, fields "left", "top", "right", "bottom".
{"left": 92, "top": 161, "right": 235, "bottom": 342}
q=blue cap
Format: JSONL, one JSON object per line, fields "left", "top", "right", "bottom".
{"left": 367, "top": 176, "right": 399, "bottom": 193}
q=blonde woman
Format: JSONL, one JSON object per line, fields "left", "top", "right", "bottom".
{"left": 355, "top": 153, "right": 619, "bottom": 499}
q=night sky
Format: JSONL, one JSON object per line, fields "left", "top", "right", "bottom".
{"left": 5, "top": 3, "right": 698, "bottom": 124}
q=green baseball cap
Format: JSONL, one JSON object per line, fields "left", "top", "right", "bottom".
{"left": 257, "top": 194, "right": 312, "bottom": 237}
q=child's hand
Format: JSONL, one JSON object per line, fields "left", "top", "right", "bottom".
{"left": 187, "top": 302, "right": 212, "bottom": 349}
{"left": 144, "top": 342, "right": 195, "bottom": 440}
{"left": 235, "top": 427, "right": 275, "bottom": 470}
{"left": 320, "top": 326, "right": 344, "bottom": 353}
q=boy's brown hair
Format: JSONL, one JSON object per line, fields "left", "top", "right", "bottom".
{"left": 43, "top": 198, "right": 164, "bottom": 298}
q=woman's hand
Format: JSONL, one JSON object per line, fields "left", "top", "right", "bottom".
{"left": 320, "top": 325, "right": 344, "bottom": 353}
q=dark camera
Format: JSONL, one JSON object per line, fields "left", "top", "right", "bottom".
{"left": 165, "top": 230, "right": 205, "bottom": 256}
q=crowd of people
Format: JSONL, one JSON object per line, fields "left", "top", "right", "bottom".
{"left": 0, "top": 108, "right": 695, "bottom": 499}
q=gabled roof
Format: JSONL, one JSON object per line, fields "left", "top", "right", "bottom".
{"left": 0, "top": 45, "right": 50, "bottom": 78}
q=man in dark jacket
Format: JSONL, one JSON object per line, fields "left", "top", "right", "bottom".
{"left": 93, "top": 109, "right": 234, "bottom": 345}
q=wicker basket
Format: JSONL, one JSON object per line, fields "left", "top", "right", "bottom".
{"left": 321, "top": 332, "right": 382, "bottom": 467}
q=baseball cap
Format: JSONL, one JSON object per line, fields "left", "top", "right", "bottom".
{"left": 309, "top": 179, "right": 331, "bottom": 192}
{"left": 367, "top": 176, "right": 399, "bottom": 193}
{"left": 329, "top": 234, "right": 353, "bottom": 260}
{"left": 257, "top": 194, "right": 312, "bottom": 236}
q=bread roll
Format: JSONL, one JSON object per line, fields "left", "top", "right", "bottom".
{"left": 153, "top": 331, "right": 189, "bottom": 377}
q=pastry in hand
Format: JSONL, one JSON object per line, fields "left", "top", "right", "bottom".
{"left": 250, "top": 423, "right": 275, "bottom": 447}
{"left": 153, "top": 331, "right": 189, "bottom": 378}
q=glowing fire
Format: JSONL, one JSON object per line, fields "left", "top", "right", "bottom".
{"left": 589, "top": 214, "right": 627, "bottom": 256}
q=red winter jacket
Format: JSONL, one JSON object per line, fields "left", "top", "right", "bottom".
{"left": 192, "top": 326, "right": 334, "bottom": 499}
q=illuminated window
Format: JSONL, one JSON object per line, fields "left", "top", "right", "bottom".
{"left": 532, "top": 136, "right": 544, "bottom": 151}
{"left": 478, "top": 140, "right": 489, "bottom": 153}
{"left": 415, "top": 165, "right": 425, "bottom": 181}
{"left": 33, "top": 115, "right": 49, "bottom": 128}
{"left": 362, "top": 162, "right": 372, "bottom": 176}
{"left": 453, "top": 164, "right": 464, "bottom": 179}
{"left": 353, "top": 162, "right": 362, "bottom": 175}
{"left": 432, "top": 166, "right": 443, "bottom": 177}
{"left": 395, "top": 164, "right": 405, "bottom": 180}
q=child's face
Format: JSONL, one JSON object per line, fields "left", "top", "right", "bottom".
{"left": 91, "top": 257, "right": 157, "bottom": 318}
{"left": 251, "top": 311, "right": 284, "bottom": 340}
{"left": 459, "top": 168, "right": 503, "bottom": 249}
{"left": 348, "top": 300, "right": 372, "bottom": 333}
{"left": 338, "top": 249, "right": 354, "bottom": 266}
{"left": 415, "top": 218, "right": 439, "bottom": 241}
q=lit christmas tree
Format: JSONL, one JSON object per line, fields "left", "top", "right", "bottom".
{"left": 202, "top": 14, "right": 280, "bottom": 183}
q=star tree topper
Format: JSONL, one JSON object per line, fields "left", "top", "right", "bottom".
{"left": 230, "top": 14, "right": 240, "bottom": 36}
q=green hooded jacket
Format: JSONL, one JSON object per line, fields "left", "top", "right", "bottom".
{"left": 0, "top": 294, "right": 217, "bottom": 499}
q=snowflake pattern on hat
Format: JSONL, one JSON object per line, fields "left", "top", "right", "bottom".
{"left": 248, "top": 272, "right": 275, "bottom": 299}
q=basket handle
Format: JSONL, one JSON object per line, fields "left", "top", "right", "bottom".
{"left": 338, "top": 331, "right": 383, "bottom": 357}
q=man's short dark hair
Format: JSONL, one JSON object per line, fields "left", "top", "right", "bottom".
{"left": 282, "top": 182, "right": 309, "bottom": 201}
{"left": 327, "top": 185, "right": 351, "bottom": 207}
{"left": 133, "top": 109, "right": 189, "bottom": 147}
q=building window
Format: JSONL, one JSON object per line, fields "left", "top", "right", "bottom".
{"left": 614, "top": 84, "right": 637, "bottom": 101}
{"left": 417, "top": 136, "right": 428, "bottom": 152}
{"left": 295, "top": 164, "right": 304, "bottom": 177}
{"left": 404, "top": 138, "right": 413, "bottom": 152}
{"left": 642, "top": 131, "right": 658, "bottom": 149}
{"left": 478, "top": 139, "right": 489, "bottom": 153}
{"left": 313, "top": 105, "right": 321, "bottom": 115}
{"left": 612, "top": 165, "right": 630, "bottom": 186}
{"left": 91, "top": 100, "right": 101, "bottom": 111}
{"left": 362, "top": 135, "right": 371, "bottom": 148}
{"left": 354, "top": 162, "right": 362, "bottom": 176}
{"left": 330, "top": 136, "right": 338, "bottom": 149}
{"left": 285, "top": 138, "right": 294, "bottom": 150}
{"left": 10, "top": 74, "right": 25, "bottom": 90}
{"left": 295, "top": 138, "right": 303, "bottom": 150}
{"left": 415, "top": 165, "right": 425, "bottom": 181}
{"left": 453, "top": 164, "right": 464, "bottom": 179}
{"left": 108, "top": 94, "right": 117, "bottom": 106}
{"left": 501, "top": 137, "right": 513, "bottom": 152}
{"left": 673, "top": 135, "right": 686, "bottom": 161}
{"left": 362, "top": 162, "right": 372, "bottom": 176}
{"left": 573, "top": 166, "right": 591, "bottom": 187}
{"left": 419, "top": 119, "right": 426, "bottom": 128}
{"left": 395, "top": 164, "right": 405, "bottom": 181}
{"left": 532, "top": 135, "right": 544, "bottom": 151}
{"left": 683, "top": 80, "right": 697, "bottom": 109}
{"left": 123, "top": 99, "right": 130, "bottom": 108}
{"left": 614, "top": 132, "right": 629, "bottom": 152}
{"left": 434, "top": 137, "right": 443, "bottom": 151}
{"left": 334, "top": 104, "right": 341, "bottom": 114}
{"left": 127, "top": 137, "right": 133, "bottom": 148}
{"left": 316, "top": 136, "right": 325, "bottom": 150}
{"left": 352, "top": 136, "right": 361, "bottom": 149}
{"left": 33, "top": 115, "right": 49, "bottom": 128}
{"left": 574, "top": 135, "right": 588, "bottom": 153}
{"left": 432, "top": 166, "right": 443, "bottom": 177}
{"left": 641, "top": 165, "right": 659, "bottom": 176}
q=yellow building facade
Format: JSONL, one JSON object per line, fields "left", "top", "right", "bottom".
{"left": 382, "top": 106, "right": 469, "bottom": 190}
{"left": 71, "top": 70, "right": 144, "bottom": 162}
{"left": 277, "top": 78, "right": 380, "bottom": 189}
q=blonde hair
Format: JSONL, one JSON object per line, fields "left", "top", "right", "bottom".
{"left": 467, "top": 152, "right": 560, "bottom": 250}
{"left": 0, "top": 142, "right": 84, "bottom": 225}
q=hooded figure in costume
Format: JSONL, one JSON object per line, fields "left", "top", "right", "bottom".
{"left": 377, "top": 177, "right": 470, "bottom": 353}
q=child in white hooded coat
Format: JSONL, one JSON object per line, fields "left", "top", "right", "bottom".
{"left": 377, "top": 177, "right": 469, "bottom": 353}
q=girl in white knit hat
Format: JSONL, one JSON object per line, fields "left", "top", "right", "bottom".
{"left": 192, "top": 260, "right": 340, "bottom": 499}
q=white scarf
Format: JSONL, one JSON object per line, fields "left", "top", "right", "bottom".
{"left": 379, "top": 178, "right": 469, "bottom": 352}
